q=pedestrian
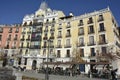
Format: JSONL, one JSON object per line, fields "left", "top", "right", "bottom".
{"left": 111, "top": 68, "right": 118, "bottom": 80}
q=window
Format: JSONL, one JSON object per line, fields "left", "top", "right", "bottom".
{"left": 23, "top": 22, "right": 27, "bottom": 26}
{"left": 99, "top": 23, "right": 105, "bottom": 31}
{"left": 99, "top": 34, "right": 106, "bottom": 44}
{"left": 66, "top": 39, "right": 70, "bottom": 46}
{"left": 89, "top": 36, "right": 94, "bottom": 45}
{"left": 66, "top": 29, "right": 71, "bottom": 37}
{"left": 80, "top": 48, "right": 84, "bottom": 57}
{"left": 14, "top": 34, "right": 18, "bottom": 40}
{"left": 18, "top": 58, "right": 21, "bottom": 65}
{"left": 22, "top": 35, "right": 25, "bottom": 39}
{"left": 25, "top": 49, "right": 28, "bottom": 54}
{"left": 79, "top": 37, "right": 84, "bottom": 45}
{"left": 57, "top": 40, "right": 61, "bottom": 46}
{"left": 9, "top": 28, "right": 12, "bottom": 33}
{"left": 16, "top": 28, "right": 19, "bottom": 32}
{"left": 52, "top": 18, "right": 55, "bottom": 23}
{"left": 13, "top": 42, "right": 16, "bottom": 48}
{"left": 66, "top": 22, "right": 71, "bottom": 28}
{"left": 19, "top": 49, "right": 22, "bottom": 54}
{"left": 24, "top": 58, "right": 27, "bottom": 65}
{"left": 43, "top": 49, "right": 46, "bottom": 55}
{"left": 58, "top": 24, "right": 62, "bottom": 29}
{"left": 6, "top": 42, "right": 9, "bottom": 48}
{"left": 0, "top": 35, "right": 2, "bottom": 40}
{"left": 58, "top": 31, "right": 62, "bottom": 37}
{"left": 98, "top": 15, "right": 104, "bottom": 22}
{"left": 78, "top": 20, "right": 83, "bottom": 26}
{"left": 88, "top": 17, "right": 93, "bottom": 24}
{"left": 101, "top": 47, "right": 107, "bottom": 54}
{"left": 88, "top": 25, "right": 94, "bottom": 34}
{"left": 50, "top": 40, "right": 54, "bottom": 47}
{"left": 27, "top": 42, "right": 29, "bottom": 47}
{"left": 66, "top": 50, "right": 70, "bottom": 57}
{"left": 21, "top": 42, "right": 24, "bottom": 47}
{"left": 46, "top": 19, "right": 49, "bottom": 23}
{"left": 57, "top": 50, "right": 61, "bottom": 58}
{"left": 28, "top": 35, "right": 30, "bottom": 39}
{"left": 78, "top": 27, "right": 84, "bottom": 35}
{"left": 50, "top": 49, "right": 53, "bottom": 54}
{"left": 0, "top": 28, "right": 3, "bottom": 33}
{"left": 8, "top": 34, "right": 11, "bottom": 40}
{"left": 90, "top": 48, "right": 95, "bottom": 56}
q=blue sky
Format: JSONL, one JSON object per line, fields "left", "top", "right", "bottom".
{"left": 0, "top": 0, "right": 120, "bottom": 25}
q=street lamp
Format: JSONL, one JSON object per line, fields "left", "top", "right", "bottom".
{"left": 45, "top": 39, "right": 51, "bottom": 80}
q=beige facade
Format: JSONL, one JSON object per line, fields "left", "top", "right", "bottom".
{"left": 19, "top": 2, "right": 120, "bottom": 73}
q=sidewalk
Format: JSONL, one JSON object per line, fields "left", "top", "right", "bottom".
{"left": 16, "top": 70, "right": 108, "bottom": 80}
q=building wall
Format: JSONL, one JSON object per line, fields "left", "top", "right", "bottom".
{"left": 0, "top": 25, "right": 22, "bottom": 56}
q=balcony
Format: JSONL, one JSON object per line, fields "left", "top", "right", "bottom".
{"left": 33, "top": 22, "right": 43, "bottom": 26}
{"left": 49, "top": 36, "right": 54, "bottom": 40}
{"left": 58, "top": 26, "right": 62, "bottom": 30}
{"left": 22, "top": 32, "right": 26, "bottom": 34}
{"left": 88, "top": 31, "right": 94, "bottom": 34}
{"left": 19, "top": 46, "right": 25, "bottom": 48}
{"left": 42, "top": 46, "right": 47, "bottom": 48}
{"left": 31, "top": 38, "right": 41, "bottom": 41}
{"left": 15, "top": 31, "right": 19, "bottom": 33}
{"left": 4, "top": 46, "right": 9, "bottom": 49}
{"left": 78, "top": 32, "right": 84, "bottom": 36}
{"left": 45, "top": 22, "right": 50, "bottom": 25}
{"left": 9, "top": 31, "right": 12, "bottom": 33}
{"left": 14, "top": 38, "right": 17, "bottom": 40}
{"left": 87, "top": 42, "right": 96, "bottom": 46}
{"left": 66, "top": 25, "right": 71, "bottom": 28}
{"left": 50, "top": 45, "right": 54, "bottom": 48}
{"left": 77, "top": 43, "right": 85, "bottom": 47}
{"left": 32, "top": 29, "right": 42, "bottom": 33}
{"left": 78, "top": 23, "right": 84, "bottom": 26}
{"left": 30, "top": 46, "right": 41, "bottom": 49}
{"left": 66, "top": 34, "right": 71, "bottom": 37}
{"left": 57, "top": 35, "right": 62, "bottom": 38}
{"left": 26, "top": 38, "right": 31, "bottom": 41}
{"left": 11, "top": 47, "right": 16, "bottom": 49}
{"left": 56, "top": 45, "right": 62, "bottom": 48}
{"left": 64, "top": 44, "right": 71, "bottom": 48}
{"left": 7, "top": 38, "right": 11, "bottom": 41}
{"left": 98, "top": 29, "right": 106, "bottom": 32}
{"left": 87, "top": 20, "right": 93, "bottom": 24}
{"left": 98, "top": 18, "right": 104, "bottom": 22}
{"left": 50, "top": 28, "right": 55, "bottom": 32}
{"left": 26, "top": 46, "right": 30, "bottom": 48}
{"left": 43, "top": 37, "right": 48, "bottom": 40}
{"left": 20, "top": 38, "right": 25, "bottom": 41}
{"left": 98, "top": 41, "right": 107, "bottom": 45}
{"left": 27, "top": 31, "right": 31, "bottom": 34}
{"left": 44, "top": 29, "right": 48, "bottom": 33}
{"left": 52, "top": 20, "right": 56, "bottom": 23}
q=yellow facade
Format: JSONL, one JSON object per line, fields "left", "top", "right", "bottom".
{"left": 20, "top": 2, "right": 120, "bottom": 73}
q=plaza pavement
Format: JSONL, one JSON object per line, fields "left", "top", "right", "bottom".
{"left": 15, "top": 70, "right": 108, "bottom": 80}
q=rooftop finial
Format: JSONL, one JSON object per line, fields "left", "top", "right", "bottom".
{"left": 40, "top": 0, "right": 48, "bottom": 11}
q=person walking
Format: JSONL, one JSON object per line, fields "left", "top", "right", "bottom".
{"left": 111, "top": 68, "right": 118, "bottom": 80}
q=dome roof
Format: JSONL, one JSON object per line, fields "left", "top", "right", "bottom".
{"left": 40, "top": 1, "right": 48, "bottom": 11}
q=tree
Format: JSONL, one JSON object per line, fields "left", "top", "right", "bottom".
{"left": 72, "top": 42, "right": 84, "bottom": 63}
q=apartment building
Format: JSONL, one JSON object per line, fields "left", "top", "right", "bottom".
{"left": 18, "top": 1, "right": 120, "bottom": 74}
{"left": 0, "top": 2, "right": 119, "bottom": 74}
{"left": 0, "top": 25, "right": 22, "bottom": 57}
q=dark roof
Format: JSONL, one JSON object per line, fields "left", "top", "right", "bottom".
{"left": 59, "top": 15, "right": 73, "bottom": 20}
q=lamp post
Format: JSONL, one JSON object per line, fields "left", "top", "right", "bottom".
{"left": 45, "top": 39, "right": 51, "bottom": 80}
